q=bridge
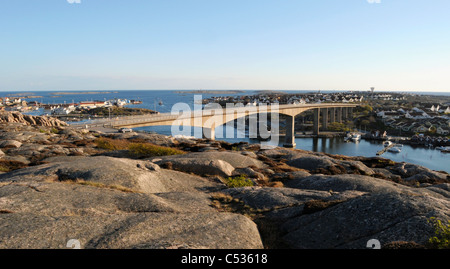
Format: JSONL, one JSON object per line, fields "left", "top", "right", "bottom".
{"left": 71, "top": 103, "right": 360, "bottom": 148}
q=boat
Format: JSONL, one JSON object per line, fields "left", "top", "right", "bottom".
{"left": 388, "top": 147, "right": 402, "bottom": 153}
{"left": 344, "top": 133, "right": 352, "bottom": 142}
{"left": 351, "top": 133, "right": 361, "bottom": 142}
{"left": 383, "top": 141, "right": 393, "bottom": 147}
{"left": 344, "top": 133, "right": 360, "bottom": 142}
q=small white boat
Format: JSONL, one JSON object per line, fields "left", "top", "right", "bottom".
{"left": 383, "top": 141, "right": 393, "bottom": 147}
{"left": 351, "top": 133, "right": 361, "bottom": 142}
{"left": 388, "top": 147, "right": 402, "bottom": 153}
{"left": 344, "top": 133, "right": 361, "bottom": 142}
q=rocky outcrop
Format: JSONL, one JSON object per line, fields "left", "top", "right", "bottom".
{"left": 0, "top": 156, "right": 220, "bottom": 194}
{"left": 0, "top": 156, "right": 263, "bottom": 249}
{"left": 0, "top": 111, "right": 68, "bottom": 127}
{"left": 0, "top": 115, "right": 449, "bottom": 249}
{"left": 280, "top": 192, "right": 449, "bottom": 249}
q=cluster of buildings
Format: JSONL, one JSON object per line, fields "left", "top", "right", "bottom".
{"left": 376, "top": 105, "right": 450, "bottom": 136}
{"left": 367, "top": 93, "right": 406, "bottom": 101}
{"left": 49, "top": 98, "right": 134, "bottom": 115}
{"left": 203, "top": 91, "right": 364, "bottom": 106}
{"left": 410, "top": 134, "right": 449, "bottom": 147}
{"left": 0, "top": 97, "right": 40, "bottom": 112}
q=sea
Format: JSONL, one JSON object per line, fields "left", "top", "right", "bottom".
{"left": 2, "top": 89, "right": 449, "bottom": 173}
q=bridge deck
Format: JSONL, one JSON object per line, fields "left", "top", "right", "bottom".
{"left": 71, "top": 103, "right": 359, "bottom": 129}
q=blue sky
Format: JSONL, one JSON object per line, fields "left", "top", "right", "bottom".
{"left": 1, "top": 0, "right": 449, "bottom": 92}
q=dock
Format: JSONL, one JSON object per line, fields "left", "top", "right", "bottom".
{"left": 376, "top": 144, "right": 395, "bottom": 156}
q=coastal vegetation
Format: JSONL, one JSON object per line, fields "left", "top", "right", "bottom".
{"left": 94, "top": 137, "right": 185, "bottom": 157}
{"left": 427, "top": 217, "right": 450, "bottom": 249}
{"left": 128, "top": 142, "right": 185, "bottom": 158}
{"left": 224, "top": 174, "right": 254, "bottom": 188}
{"left": 71, "top": 107, "right": 157, "bottom": 117}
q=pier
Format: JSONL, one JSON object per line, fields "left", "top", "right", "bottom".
{"left": 376, "top": 144, "right": 395, "bottom": 156}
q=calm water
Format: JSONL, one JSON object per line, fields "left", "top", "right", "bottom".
{"left": 295, "top": 137, "right": 450, "bottom": 173}
{"left": 3, "top": 90, "right": 450, "bottom": 173}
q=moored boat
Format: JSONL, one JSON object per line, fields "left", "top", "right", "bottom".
{"left": 388, "top": 147, "right": 402, "bottom": 153}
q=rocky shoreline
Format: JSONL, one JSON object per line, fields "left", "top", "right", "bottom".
{"left": 0, "top": 111, "right": 449, "bottom": 249}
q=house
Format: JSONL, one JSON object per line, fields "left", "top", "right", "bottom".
{"left": 436, "top": 127, "right": 449, "bottom": 136}
{"left": 414, "top": 125, "right": 430, "bottom": 133}
{"left": 79, "top": 101, "right": 106, "bottom": 109}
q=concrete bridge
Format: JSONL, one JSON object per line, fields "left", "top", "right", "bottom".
{"left": 72, "top": 103, "right": 359, "bottom": 148}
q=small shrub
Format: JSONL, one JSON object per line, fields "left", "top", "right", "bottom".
{"left": 224, "top": 174, "right": 254, "bottom": 188}
{"left": 267, "top": 181, "right": 284, "bottom": 188}
{"left": 427, "top": 217, "right": 450, "bottom": 249}
{"left": 210, "top": 192, "right": 256, "bottom": 217}
{"left": 0, "top": 160, "right": 27, "bottom": 172}
{"left": 128, "top": 143, "right": 185, "bottom": 157}
{"left": 0, "top": 165, "right": 9, "bottom": 172}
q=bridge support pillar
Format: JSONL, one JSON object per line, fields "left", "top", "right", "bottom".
{"left": 337, "top": 107, "right": 342, "bottom": 123}
{"left": 342, "top": 107, "right": 348, "bottom": 121}
{"left": 330, "top": 108, "right": 336, "bottom": 123}
{"left": 313, "top": 108, "right": 320, "bottom": 135}
{"left": 283, "top": 115, "right": 296, "bottom": 148}
{"left": 321, "top": 108, "right": 328, "bottom": 130}
{"left": 348, "top": 107, "right": 353, "bottom": 119}
{"left": 202, "top": 127, "right": 215, "bottom": 141}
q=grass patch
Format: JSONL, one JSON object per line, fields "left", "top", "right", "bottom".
{"left": 0, "top": 160, "right": 28, "bottom": 172}
{"left": 50, "top": 127, "right": 59, "bottom": 134}
{"left": 75, "top": 180, "right": 138, "bottom": 193}
{"left": 55, "top": 177, "right": 139, "bottom": 193}
{"left": 210, "top": 193, "right": 258, "bottom": 218}
{"left": 94, "top": 137, "right": 130, "bottom": 151}
{"left": 0, "top": 165, "right": 9, "bottom": 173}
{"left": 94, "top": 137, "right": 185, "bottom": 158}
{"left": 224, "top": 174, "right": 254, "bottom": 188}
{"left": 128, "top": 143, "right": 185, "bottom": 158}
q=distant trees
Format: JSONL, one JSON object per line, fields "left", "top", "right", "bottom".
{"left": 328, "top": 122, "right": 352, "bottom": 132}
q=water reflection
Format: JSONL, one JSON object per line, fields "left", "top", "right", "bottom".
{"left": 294, "top": 137, "right": 449, "bottom": 173}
